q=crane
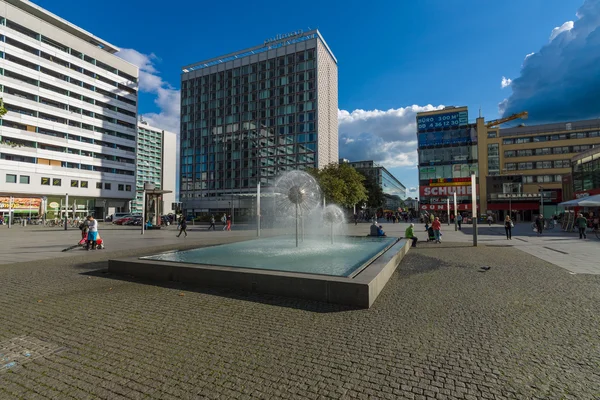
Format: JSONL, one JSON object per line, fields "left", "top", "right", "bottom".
{"left": 485, "top": 111, "right": 528, "bottom": 128}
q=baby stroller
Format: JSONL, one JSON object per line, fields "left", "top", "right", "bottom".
{"left": 425, "top": 226, "right": 436, "bottom": 242}
{"left": 79, "top": 232, "right": 104, "bottom": 250}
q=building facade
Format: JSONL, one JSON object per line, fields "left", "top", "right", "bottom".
{"left": 131, "top": 120, "right": 177, "bottom": 216}
{"left": 568, "top": 146, "right": 600, "bottom": 200}
{"left": 0, "top": 0, "right": 139, "bottom": 220}
{"left": 344, "top": 159, "right": 406, "bottom": 209}
{"left": 478, "top": 119, "right": 600, "bottom": 220}
{"left": 416, "top": 107, "right": 479, "bottom": 215}
{"left": 179, "top": 29, "right": 338, "bottom": 216}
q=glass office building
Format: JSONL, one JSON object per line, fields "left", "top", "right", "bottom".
{"left": 345, "top": 160, "right": 406, "bottom": 208}
{"left": 179, "top": 29, "right": 338, "bottom": 214}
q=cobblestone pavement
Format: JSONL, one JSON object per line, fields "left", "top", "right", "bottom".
{"left": 1, "top": 239, "right": 599, "bottom": 399}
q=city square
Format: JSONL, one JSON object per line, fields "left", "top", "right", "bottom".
{"left": 2, "top": 0, "right": 600, "bottom": 398}
{"left": 1, "top": 222, "right": 600, "bottom": 399}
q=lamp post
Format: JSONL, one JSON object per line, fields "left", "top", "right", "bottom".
{"left": 446, "top": 198, "right": 450, "bottom": 225}
{"left": 538, "top": 185, "right": 544, "bottom": 216}
{"left": 8, "top": 196, "right": 13, "bottom": 229}
{"left": 64, "top": 193, "right": 68, "bottom": 230}
{"left": 453, "top": 192, "right": 457, "bottom": 231}
{"left": 257, "top": 182, "right": 261, "bottom": 237}
{"left": 141, "top": 188, "right": 146, "bottom": 235}
{"left": 471, "top": 173, "right": 477, "bottom": 246}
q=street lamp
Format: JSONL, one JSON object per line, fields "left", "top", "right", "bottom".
{"left": 538, "top": 185, "right": 544, "bottom": 216}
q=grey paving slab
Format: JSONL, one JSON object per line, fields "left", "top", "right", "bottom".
{"left": 0, "top": 221, "right": 599, "bottom": 399}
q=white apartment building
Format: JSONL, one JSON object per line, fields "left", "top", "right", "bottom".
{"left": 0, "top": 0, "right": 138, "bottom": 221}
{"left": 132, "top": 120, "right": 177, "bottom": 216}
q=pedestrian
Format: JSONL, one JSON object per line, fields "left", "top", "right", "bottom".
{"left": 535, "top": 214, "right": 544, "bottom": 235}
{"left": 487, "top": 215, "right": 493, "bottom": 226}
{"left": 221, "top": 213, "right": 227, "bottom": 230}
{"left": 78, "top": 219, "right": 88, "bottom": 241}
{"left": 226, "top": 214, "right": 232, "bottom": 231}
{"left": 177, "top": 217, "right": 187, "bottom": 237}
{"left": 85, "top": 215, "right": 98, "bottom": 250}
{"left": 575, "top": 213, "right": 588, "bottom": 239}
{"left": 504, "top": 215, "right": 513, "bottom": 240}
{"left": 208, "top": 215, "right": 216, "bottom": 230}
{"left": 432, "top": 217, "right": 442, "bottom": 243}
{"left": 354, "top": 213, "right": 358, "bottom": 226}
{"left": 405, "top": 223, "right": 418, "bottom": 247}
{"left": 457, "top": 214, "right": 462, "bottom": 230}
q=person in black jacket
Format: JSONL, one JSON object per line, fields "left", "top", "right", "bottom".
{"left": 177, "top": 217, "right": 187, "bottom": 237}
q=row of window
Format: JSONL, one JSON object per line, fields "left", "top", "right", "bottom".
{"left": 504, "top": 160, "right": 572, "bottom": 171}
{"left": 1, "top": 45, "right": 137, "bottom": 110}
{"left": 0, "top": 136, "right": 135, "bottom": 162}
{"left": 502, "top": 130, "right": 600, "bottom": 145}
{"left": 522, "top": 175, "right": 563, "bottom": 184}
{"left": 0, "top": 152, "right": 135, "bottom": 176}
{"left": 573, "top": 158, "right": 600, "bottom": 192}
{"left": 504, "top": 145, "right": 593, "bottom": 158}
{"left": 1, "top": 69, "right": 136, "bottom": 130}
{"left": 5, "top": 174, "right": 133, "bottom": 191}
{"left": 2, "top": 18, "right": 138, "bottom": 84}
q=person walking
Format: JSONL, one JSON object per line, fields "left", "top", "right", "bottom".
{"left": 208, "top": 215, "right": 216, "bottom": 231}
{"left": 576, "top": 213, "right": 588, "bottom": 239}
{"left": 226, "top": 214, "right": 232, "bottom": 231}
{"left": 85, "top": 215, "right": 99, "bottom": 250}
{"left": 457, "top": 214, "right": 463, "bottom": 231}
{"left": 535, "top": 214, "right": 544, "bottom": 235}
{"left": 504, "top": 215, "right": 513, "bottom": 240}
{"left": 353, "top": 213, "right": 358, "bottom": 226}
{"left": 177, "top": 217, "right": 188, "bottom": 237}
{"left": 432, "top": 217, "right": 442, "bottom": 243}
{"left": 221, "top": 213, "right": 227, "bottom": 231}
{"left": 487, "top": 215, "right": 493, "bottom": 226}
{"left": 405, "top": 223, "right": 418, "bottom": 248}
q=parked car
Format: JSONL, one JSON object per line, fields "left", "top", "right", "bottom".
{"left": 113, "top": 217, "right": 133, "bottom": 225}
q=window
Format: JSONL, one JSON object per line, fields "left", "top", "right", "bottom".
{"left": 125, "top": 185, "right": 132, "bottom": 191}
{"left": 52, "top": 178, "right": 61, "bottom": 186}
{"left": 6, "top": 174, "right": 17, "bottom": 183}
{"left": 487, "top": 132, "right": 497, "bottom": 138}
{"left": 505, "top": 163, "right": 517, "bottom": 171}
{"left": 104, "top": 183, "right": 111, "bottom": 190}
{"left": 70, "top": 180, "right": 79, "bottom": 187}
{"left": 19, "top": 175, "right": 30, "bottom": 184}
{"left": 96, "top": 182, "right": 102, "bottom": 189}
{"left": 81, "top": 181, "right": 88, "bottom": 188}
{"left": 503, "top": 139, "right": 514, "bottom": 145}
{"left": 41, "top": 177, "right": 50, "bottom": 185}
{"left": 118, "top": 184, "right": 124, "bottom": 191}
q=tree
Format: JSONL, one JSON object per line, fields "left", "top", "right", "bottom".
{"left": 0, "top": 98, "right": 7, "bottom": 119}
{"left": 359, "top": 171, "right": 385, "bottom": 209}
{"left": 308, "top": 163, "right": 367, "bottom": 208}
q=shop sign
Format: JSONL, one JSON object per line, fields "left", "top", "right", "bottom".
{"left": 0, "top": 197, "right": 41, "bottom": 209}
{"left": 49, "top": 202, "right": 60, "bottom": 208}
{"left": 420, "top": 204, "right": 473, "bottom": 211}
{"left": 420, "top": 185, "right": 478, "bottom": 197}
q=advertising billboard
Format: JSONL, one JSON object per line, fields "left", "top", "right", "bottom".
{"left": 420, "top": 185, "right": 479, "bottom": 197}
{"left": 417, "top": 127, "right": 477, "bottom": 147}
{"left": 0, "top": 197, "right": 41, "bottom": 210}
{"left": 417, "top": 110, "right": 468, "bottom": 132}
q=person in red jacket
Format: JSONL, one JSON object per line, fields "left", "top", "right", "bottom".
{"left": 432, "top": 217, "right": 442, "bottom": 243}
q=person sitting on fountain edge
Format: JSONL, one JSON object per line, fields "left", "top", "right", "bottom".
{"left": 377, "top": 225, "right": 386, "bottom": 237}
{"left": 405, "top": 223, "right": 417, "bottom": 248}
{"left": 369, "top": 221, "right": 379, "bottom": 236}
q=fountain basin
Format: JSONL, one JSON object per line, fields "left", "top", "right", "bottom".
{"left": 108, "top": 236, "right": 411, "bottom": 308}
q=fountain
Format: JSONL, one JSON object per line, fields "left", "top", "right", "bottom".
{"left": 272, "top": 170, "right": 321, "bottom": 247}
{"left": 108, "top": 171, "right": 412, "bottom": 308}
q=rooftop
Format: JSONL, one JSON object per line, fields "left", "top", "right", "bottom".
{"left": 500, "top": 118, "right": 600, "bottom": 137}
{"left": 5, "top": 0, "right": 120, "bottom": 53}
{"left": 182, "top": 29, "right": 336, "bottom": 73}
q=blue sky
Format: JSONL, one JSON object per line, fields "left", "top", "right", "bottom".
{"left": 34, "top": 0, "right": 592, "bottom": 197}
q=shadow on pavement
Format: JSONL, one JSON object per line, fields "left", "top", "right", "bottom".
{"left": 78, "top": 264, "right": 360, "bottom": 314}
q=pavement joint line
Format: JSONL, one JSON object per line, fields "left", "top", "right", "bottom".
{"left": 542, "top": 246, "right": 569, "bottom": 255}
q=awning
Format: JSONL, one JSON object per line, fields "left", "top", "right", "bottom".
{"left": 578, "top": 194, "right": 600, "bottom": 207}
{"left": 558, "top": 198, "right": 585, "bottom": 207}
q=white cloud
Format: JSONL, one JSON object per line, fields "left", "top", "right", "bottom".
{"left": 338, "top": 105, "right": 444, "bottom": 168}
{"left": 549, "top": 20, "right": 574, "bottom": 42}
{"left": 525, "top": 52, "right": 535, "bottom": 59}
{"left": 408, "top": 187, "right": 417, "bottom": 192}
{"left": 116, "top": 49, "right": 180, "bottom": 133}
{"left": 501, "top": 76, "right": 512, "bottom": 88}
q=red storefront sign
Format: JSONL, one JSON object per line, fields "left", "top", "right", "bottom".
{"left": 575, "top": 189, "right": 600, "bottom": 198}
{"left": 420, "top": 204, "right": 473, "bottom": 211}
{"left": 420, "top": 185, "right": 479, "bottom": 197}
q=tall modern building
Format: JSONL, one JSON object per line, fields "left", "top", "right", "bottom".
{"left": 131, "top": 120, "right": 177, "bottom": 216}
{"left": 0, "top": 0, "right": 139, "bottom": 220}
{"left": 180, "top": 29, "right": 338, "bottom": 215}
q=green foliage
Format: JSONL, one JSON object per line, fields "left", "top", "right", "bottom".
{"left": 308, "top": 163, "right": 368, "bottom": 207}
{"left": 0, "top": 98, "right": 7, "bottom": 119}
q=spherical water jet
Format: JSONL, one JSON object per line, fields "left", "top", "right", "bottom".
{"left": 272, "top": 171, "right": 321, "bottom": 247}
{"left": 323, "top": 204, "right": 346, "bottom": 244}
